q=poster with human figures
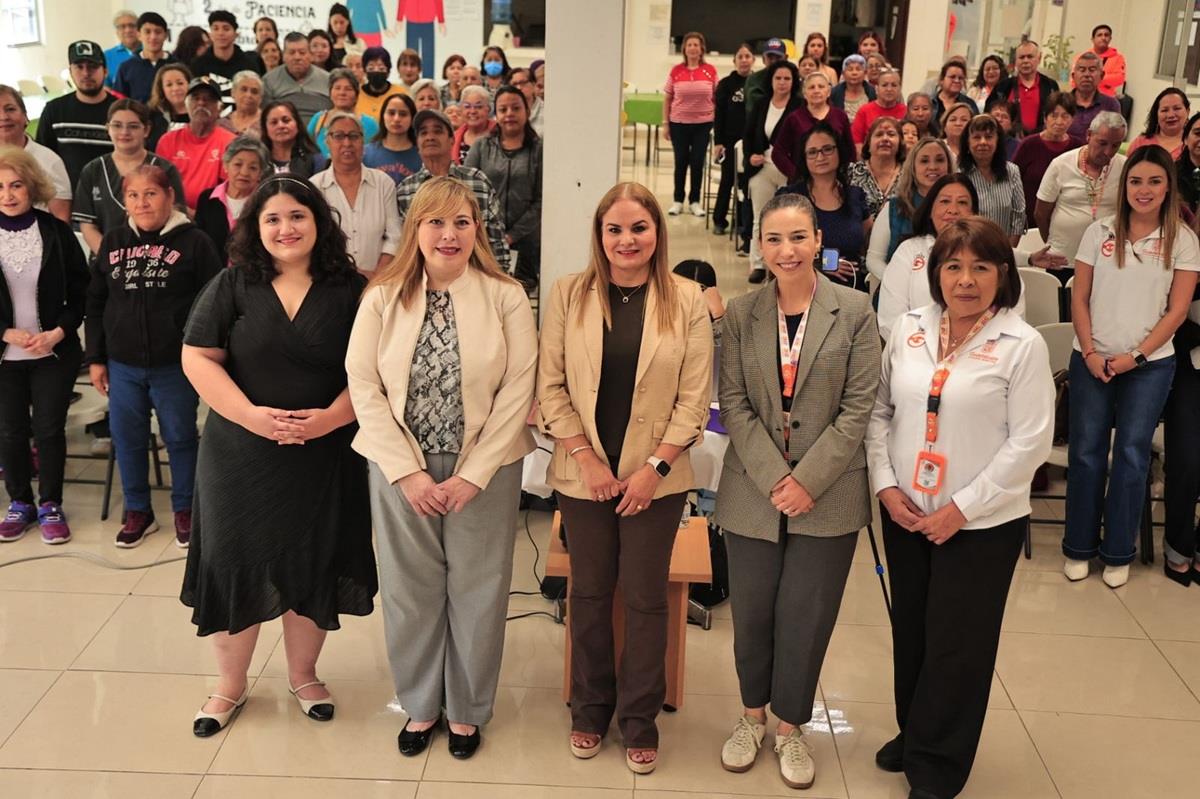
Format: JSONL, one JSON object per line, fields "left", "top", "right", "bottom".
{"left": 143, "top": 0, "right": 482, "bottom": 80}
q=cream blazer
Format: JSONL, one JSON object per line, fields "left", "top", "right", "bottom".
{"left": 345, "top": 267, "right": 537, "bottom": 489}
{"left": 536, "top": 272, "right": 713, "bottom": 500}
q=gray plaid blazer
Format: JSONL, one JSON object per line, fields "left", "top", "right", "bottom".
{"left": 713, "top": 275, "right": 881, "bottom": 541}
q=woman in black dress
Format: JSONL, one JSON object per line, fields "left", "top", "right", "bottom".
{"left": 180, "top": 174, "right": 377, "bottom": 737}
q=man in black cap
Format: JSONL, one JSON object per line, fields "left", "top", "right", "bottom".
{"left": 395, "top": 109, "right": 511, "bottom": 272}
{"left": 35, "top": 40, "right": 117, "bottom": 189}
{"left": 113, "top": 13, "right": 175, "bottom": 104}
{"left": 189, "top": 10, "right": 266, "bottom": 112}
{"left": 743, "top": 37, "right": 789, "bottom": 122}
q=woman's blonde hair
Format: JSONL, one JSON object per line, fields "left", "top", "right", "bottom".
{"left": 575, "top": 182, "right": 677, "bottom": 332}
{"left": 0, "top": 146, "right": 55, "bottom": 206}
{"left": 894, "top": 137, "right": 952, "bottom": 219}
{"left": 370, "top": 176, "right": 516, "bottom": 305}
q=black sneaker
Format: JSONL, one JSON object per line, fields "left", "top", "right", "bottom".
{"left": 712, "top": 223, "right": 728, "bottom": 236}
{"left": 875, "top": 732, "right": 904, "bottom": 772}
{"left": 115, "top": 509, "right": 159, "bottom": 548}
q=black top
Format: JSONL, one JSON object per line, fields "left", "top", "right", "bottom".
{"left": 780, "top": 312, "right": 804, "bottom": 414}
{"left": 189, "top": 46, "right": 267, "bottom": 111}
{"left": 1179, "top": 155, "right": 1200, "bottom": 215}
{"left": 86, "top": 218, "right": 223, "bottom": 367}
{"left": 596, "top": 283, "right": 647, "bottom": 468}
{"left": 714, "top": 70, "right": 749, "bottom": 146}
{"left": 742, "top": 94, "right": 804, "bottom": 180}
{"left": 71, "top": 153, "right": 185, "bottom": 235}
{"left": 34, "top": 92, "right": 118, "bottom": 189}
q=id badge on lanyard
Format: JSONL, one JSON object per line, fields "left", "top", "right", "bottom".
{"left": 778, "top": 280, "right": 817, "bottom": 446}
{"left": 911, "top": 310, "right": 995, "bottom": 496}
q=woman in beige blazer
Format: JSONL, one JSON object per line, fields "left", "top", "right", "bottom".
{"left": 537, "top": 181, "right": 712, "bottom": 774}
{"left": 714, "top": 193, "right": 880, "bottom": 790}
{"left": 346, "top": 177, "right": 537, "bottom": 760}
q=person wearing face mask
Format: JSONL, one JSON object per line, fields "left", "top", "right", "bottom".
{"left": 346, "top": 176, "right": 536, "bottom": 761}
{"left": 312, "top": 113, "right": 402, "bottom": 275}
{"left": 364, "top": 93, "right": 423, "bottom": 184}
{"left": 711, "top": 44, "right": 754, "bottom": 239}
{"left": 850, "top": 68, "right": 906, "bottom": 153}
{"left": 866, "top": 137, "right": 952, "bottom": 280}
{"left": 537, "top": 182, "right": 712, "bottom": 776}
{"left": 196, "top": 136, "right": 271, "bottom": 260}
{"left": 357, "top": 46, "right": 405, "bottom": 122}
{"left": 0, "top": 148, "right": 89, "bottom": 546}
{"left": 830, "top": 55, "right": 876, "bottom": 126}
{"left": 308, "top": 69, "right": 380, "bottom": 157}
{"left": 74, "top": 99, "right": 185, "bottom": 255}
{"left": 772, "top": 73, "right": 855, "bottom": 184}
{"left": 88, "top": 165, "right": 223, "bottom": 549}
{"left": 398, "top": 110, "right": 511, "bottom": 272}
{"left": 479, "top": 46, "right": 510, "bottom": 101}
{"left": 465, "top": 86, "right": 542, "bottom": 295}
{"left": 155, "top": 78, "right": 237, "bottom": 212}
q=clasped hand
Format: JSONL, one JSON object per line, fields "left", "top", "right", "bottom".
{"left": 878, "top": 487, "right": 966, "bottom": 545}
{"left": 3, "top": 327, "right": 64, "bottom": 358}
{"left": 579, "top": 454, "right": 658, "bottom": 516}
{"left": 397, "top": 472, "right": 480, "bottom": 516}
{"left": 243, "top": 406, "right": 337, "bottom": 445}
{"left": 771, "top": 475, "right": 814, "bottom": 517}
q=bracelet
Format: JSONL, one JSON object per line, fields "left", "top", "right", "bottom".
{"left": 1083, "top": 349, "right": 1097, "bottom": 358}
{"left": 567, "top": 445, "right": 592, "bottom": 458}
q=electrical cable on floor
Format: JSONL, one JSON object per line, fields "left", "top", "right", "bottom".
{"left": 506, "top": 506, "right": 564, "bottom": 623}
{"left": 0, "top": 549, "right": 187, "bottom": 571}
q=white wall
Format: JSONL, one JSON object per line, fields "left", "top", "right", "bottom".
{"left": 1, "top": 1, "right": 122, "bottom": 89}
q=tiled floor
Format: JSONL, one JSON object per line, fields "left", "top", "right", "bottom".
{"left": 3, "top": 150, "right": 1200, "bottom": 798}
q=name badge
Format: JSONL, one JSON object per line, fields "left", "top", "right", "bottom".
{"left": 912, "top": 450, "right": 947, "bottom": 495}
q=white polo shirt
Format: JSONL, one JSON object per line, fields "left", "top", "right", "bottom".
{"left": 1074, "top": 217, "right": 1200, "bottom": 361}
{"left": 1036, "top": 148, "right": 1125, "bottom": 260}
{"left": 867, "top": 305, "right": 1055, "bottom": 528}
{"left": 23, "top": 136, "right": 71, "bottom": 201}
{"left": 877, "top": 234, "right": 1026, "bottom": 343}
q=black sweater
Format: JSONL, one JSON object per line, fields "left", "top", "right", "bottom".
{"left": 86, "top": 213, "right": 223, "bottom": 367}
{"left": 0, "top": 210, "right": 89, "bottom": 359}
{"left": 714, "top": 70, "right": 750, "bottom": 146}
{"left": 742, "top": 94, "right": 804, "bottom": 180}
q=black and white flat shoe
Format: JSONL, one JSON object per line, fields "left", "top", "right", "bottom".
{"left": 193, "top": 688, "right": 249, "bottom": 737}
{"left": 289, "top": 680, "right": 334, "bottom": 721}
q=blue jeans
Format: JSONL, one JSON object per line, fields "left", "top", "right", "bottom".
{"left": 107, "top": 360, "right": 199, "bottom": 513}
{"left": 406, "top": 22, "right": 435, "bottom": 77}
{"left": 1063, "top": 351, "right": 1174, "bottom": 565}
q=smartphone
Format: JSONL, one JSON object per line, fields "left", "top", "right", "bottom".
{"left": 821, "top": 248, "right": 840, "bottom": 273}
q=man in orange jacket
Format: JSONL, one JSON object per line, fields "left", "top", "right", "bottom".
{"left": 1073, "top": 24, "right": 1126, "bottom": 97}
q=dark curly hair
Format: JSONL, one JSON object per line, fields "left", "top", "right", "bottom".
{"left": 260, "top": 100, "right": 319, "bottom": 159}
{"left": 227, "top": 174, "right": 356, "bottom": 283}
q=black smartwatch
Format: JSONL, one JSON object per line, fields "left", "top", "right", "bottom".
{"left": 1131, "top": 349, "right": 1148, "bottom": 369}
{"left": 647, "top": 456, "right": 671, "bottom": 477}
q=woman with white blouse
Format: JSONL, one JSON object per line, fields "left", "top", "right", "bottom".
{"left": 1063, "top": 144, "right": 1200, "bottom": 588}
{"left": 867, "top": 216, "right": 1054, "bottom": 799}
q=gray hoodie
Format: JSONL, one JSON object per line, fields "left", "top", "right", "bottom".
{"left": 463, "top": 133, "right": 543, "bottom": 246}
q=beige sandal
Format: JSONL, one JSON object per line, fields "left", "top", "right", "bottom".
{"left": 570, "top": 731, "right": 602, "bottom": 759}
{"left": 626, "top": 747, "right": 658, "bottom": 774}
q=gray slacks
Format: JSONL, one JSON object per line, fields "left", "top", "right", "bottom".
{"left": 725, "top": 526, "right": 858, "bottom": 725}
{"left": 370, "top": 454, "right": 522, "bottom": 726}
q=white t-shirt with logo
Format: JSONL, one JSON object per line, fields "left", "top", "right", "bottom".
{"left": 1036, "top": 149, "right": 1126, "bottom": 260}
{"left": 1074, "top": 217, "right": 1200, "bottom": 360}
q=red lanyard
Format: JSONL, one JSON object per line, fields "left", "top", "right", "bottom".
{"left": 923, "top": 309, "right": 995, "bottom": 449}
{"left": 777, "top": 279, "right": 818, "bottom": 399}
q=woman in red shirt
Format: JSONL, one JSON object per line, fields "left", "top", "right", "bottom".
{"left": 662, "top": 32, "right": 718, "bottom": 216}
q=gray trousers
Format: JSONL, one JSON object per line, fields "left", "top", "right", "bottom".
{"left": 370, "top": 454, "right": 522, "bottom": 726}
{"left": 725, "top": 527, "right": 858, "bottom": 725}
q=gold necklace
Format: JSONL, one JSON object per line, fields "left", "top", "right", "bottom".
{"left": 614, "top": 282, "right": 646, "bottom": 304}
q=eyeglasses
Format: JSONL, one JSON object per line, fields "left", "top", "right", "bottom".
{"left": 329, "top": 132, "right": 363, "bottom": 143}
{"left": 107, "top": 122, "right": 144, "bottom": 132}
{"left": 805, "top": 144, "right": 838, "bottom": 159}
{"left": 510, "top": 79, "right": 529, "bottom": 88}
{"left": 460, "top": 102, "right": 487, "bottom": 111}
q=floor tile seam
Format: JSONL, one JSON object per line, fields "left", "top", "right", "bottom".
{"left": 1146, "top": 636, "right": 1200, "bottom": 708}
{"left": 60, "top": 591, "right": 132, "bottom": 673}
{"left": 0, "top": 668, "right": 66, "bottom": 752}
{"left": 1013, "top": 706, "right": 1200, "bottom": 723}
{"left": 202, "top": 674, "right": 265, "bottom": 774}
{"left": 1008, "top": 692, "right": 1065, "bottom": 799}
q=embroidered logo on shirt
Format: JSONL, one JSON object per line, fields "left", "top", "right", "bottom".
{"left": 912, "top": 255, "right": 925, "bottom": 271}
{"left": 1101, "top": 238, "right": 1116, "bottom": 257}
{"left": 907, "top": 331, "right": 925, "bottom": 347}
{"left": 969, "top": 339, "right": 1000, "bottom": 364}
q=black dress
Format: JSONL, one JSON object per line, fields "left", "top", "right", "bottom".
{"left": 180, "top": 267, "right": 377, "bottom": 635}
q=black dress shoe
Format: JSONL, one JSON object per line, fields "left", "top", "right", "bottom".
{"left": 713, "top": 224, "right": 728, "bottom": 236}
{"left": 398, "top": 718, "right": 439, "bottom": 756}
{"left": 875, "top": 732, "right": 904, "bottom": 772}
{"left": 1164, "top": 560, "right": 1192, "bottom": 587}
{"left": 448, "top": 726, "right": 481, "bottom": 759}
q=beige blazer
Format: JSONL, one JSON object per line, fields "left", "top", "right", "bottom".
{"left": 713, "top": 275, "right": 880, "bottom": 541}
{"left": 345, "top": 267, "right": 537, "bottom": 488}
{"left": 537, "top": 272, "right": 713, "bottom": 500}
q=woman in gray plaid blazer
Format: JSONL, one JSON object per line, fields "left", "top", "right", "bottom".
{"left": 713, "top": 193, "right": 880, "bottom": 789}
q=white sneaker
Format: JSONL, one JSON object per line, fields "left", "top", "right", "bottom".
{"left": 1102, "top": 564, "right": 1129, "bottom": 588}
{"left": 1063, "top": 558, "right": 1089, "bottom": 581}
{"left": 774, "top": 728, "right": 815, "bottom": 789}
{"left": 690, "top": 202, "right": 705, "bottom": 217}
{"left": 721, "top": 714, "right": 766, "bottom": 772}
{"left": 667, "top": 202, "right": 684, "bottom": 215}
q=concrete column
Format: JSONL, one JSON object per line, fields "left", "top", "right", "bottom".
{"left": 539, "top": 0, "right": 625, "bottom": 313}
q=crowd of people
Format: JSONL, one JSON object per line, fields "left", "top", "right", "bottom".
{"left": 0, "top": 12, "right": 1198, "bottom": 799}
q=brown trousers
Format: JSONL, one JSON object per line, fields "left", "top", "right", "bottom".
{"left": 556, "top": 491, "right": 687, "bottom": 748}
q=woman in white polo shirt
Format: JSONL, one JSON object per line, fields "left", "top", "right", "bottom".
{"left": 1063, "top": 144, "right": 1200, "bottom": 588}
{"left": 866, "top": 216, "right": 1054, "bottom": 799}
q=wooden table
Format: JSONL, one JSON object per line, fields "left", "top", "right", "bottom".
{"left": 546, "top": 512, "right": 712, "bottom": 710}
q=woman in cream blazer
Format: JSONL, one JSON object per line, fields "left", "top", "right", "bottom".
{"left": 346, "top": 177, "right": 536, "bottom": 760}
{"left": 537, "top": 182, "right": 712, "bottom": 775}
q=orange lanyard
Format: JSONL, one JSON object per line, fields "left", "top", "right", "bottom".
{"left": 923, "top": 309, "right": 995, "bottom": 449}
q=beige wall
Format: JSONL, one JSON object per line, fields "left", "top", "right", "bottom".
{"left": 1, "top": 2, "right": 123, "bottom": 92}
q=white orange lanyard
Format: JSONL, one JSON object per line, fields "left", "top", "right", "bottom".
{"left": 777, "top": 279, "right": 818, "bottom": 401}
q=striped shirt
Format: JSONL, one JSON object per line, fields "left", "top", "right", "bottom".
{"left": 964, "top": 162, "right": 1027, "bottom": 238}
{"left": 664, "top": 63, "right": 718, "bottom": 124}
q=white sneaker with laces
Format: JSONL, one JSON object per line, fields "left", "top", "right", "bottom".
{"left": 1102, "top": 564, "right": 1129, "bottom": 588}
{"left": 667, "top": 202, "right": 684, "bottom": 215}
{"left": 721, "top": 714, "right": 766, "bottom": 772}
{"left": 690, "top": 202, "right": 705, "bottom": 216}
{"left": 1063, "top": 558, "right": 1089, "bottom": 581}
{"left": 774, "top": 727, "right": 815, "bottom": 789}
